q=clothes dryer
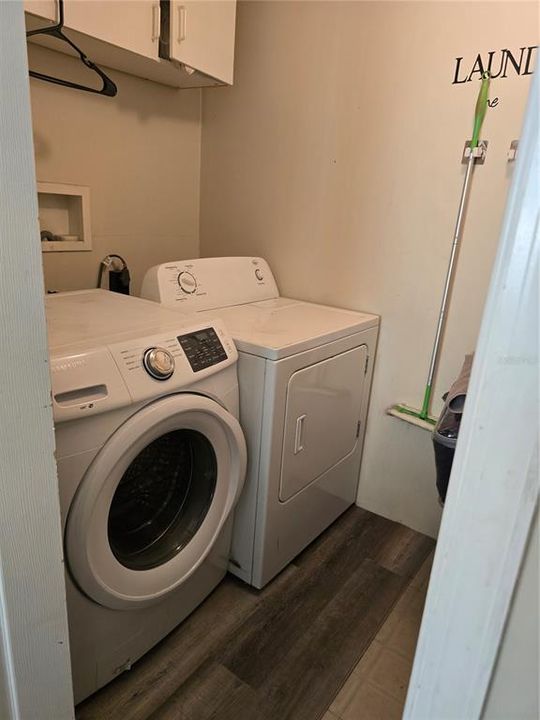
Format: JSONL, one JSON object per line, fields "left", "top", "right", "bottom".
{"left": 141, "top": 258, "right": 378, "bottom": 588}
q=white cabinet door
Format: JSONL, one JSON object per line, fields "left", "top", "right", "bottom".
{"left": 169, "top": 0, "right": 236, "bottom": 84}
{"left": 64, "top": 0, "right": 160, "bottom": 60}
{"left": 24, "top": 0, "right": 57, "bottom": 22}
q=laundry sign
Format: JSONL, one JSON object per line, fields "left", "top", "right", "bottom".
{"left": 452, "top": 46, "right": 537, "bottom": 84}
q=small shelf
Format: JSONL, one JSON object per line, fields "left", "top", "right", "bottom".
{"left": 38, "top": 182, "right": 92, "bottom": 253}
{"left": 387, "top": 405, "right": 436, "bottom": 432}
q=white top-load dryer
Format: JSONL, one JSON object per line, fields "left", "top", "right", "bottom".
{"left": 47, "top": 290, "right": 246, "bottom": 702}
{"left": 141, "top": 257, "right": 379, "bottom": 588}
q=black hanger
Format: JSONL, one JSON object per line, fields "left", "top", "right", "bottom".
{"left": 26, "top": 0, "right": 117, "bottom": 97}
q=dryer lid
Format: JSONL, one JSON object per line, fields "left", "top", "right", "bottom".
{"left": 140, "top": 258, "right": 379, "bottom": 360}
{"left": 198, "top": 298, "right": 379, "bottom": 360}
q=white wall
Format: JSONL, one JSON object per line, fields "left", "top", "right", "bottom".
{"left": 28, "top": 44, "right": 202, "bottom": 296}
{"left": 200, "top": 1, "right": 536, "bottom": 537}
{"left": 482, "top": 510, "right": 539, "bottom": 719}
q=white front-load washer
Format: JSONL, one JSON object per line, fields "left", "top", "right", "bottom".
{"left": 46, "top": 289, "right": 246, "bottom": 702}
{"left": 141, "top": 257, "right": 379, "bottom": 589}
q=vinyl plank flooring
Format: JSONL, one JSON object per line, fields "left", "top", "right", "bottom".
{"left": 148, "top": 662, "right": 259, "bottom": 720}
{"left": 331, "top": 555, "right": 433, "bottom": 720}
{"left": 256, "top": 559, "right": 410, "bottom": 720}
{"left": 373, "top": 522, "right": 433, "bottom": 578}
{"left": 76, "top": 508, "right": 435, "bottom": 720}
{"left": 223, "top": 509, "right": 432, "bottom": 691}
{"left": 222, "top": 511, "right": 382, "bottom": 687}
{"left": 75, "top": 577, "right": 261, "bottom": 720}
{"left": 295, "top": 508, "right": 432, "bottom": 582}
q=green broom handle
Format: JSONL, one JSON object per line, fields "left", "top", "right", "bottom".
{"left": 471, "top": 72, "right": 491, "bottom": 149}
{"left": 420, "top": 71, "right": 491, "bottom": 421}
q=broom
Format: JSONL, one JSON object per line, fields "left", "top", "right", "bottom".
{"left": 389, "top": 71, "right": 491, "bottom": 428}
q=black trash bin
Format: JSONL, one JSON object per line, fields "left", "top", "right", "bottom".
{"left": 432, "top": 354, "right": 473, "bottom": 504}
{"left": 432, "top": 399, "right": 462, "bottom": 504}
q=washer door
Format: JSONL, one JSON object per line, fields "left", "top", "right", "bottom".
{"left": 66, "top": 394, "right": 246, "bottom": 610}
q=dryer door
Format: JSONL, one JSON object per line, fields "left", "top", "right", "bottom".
{"left": 279, "top": 345, "right": 367, "bottom": 502}
{"left": 66, "top": 394, "right": 246, "bottom": 610}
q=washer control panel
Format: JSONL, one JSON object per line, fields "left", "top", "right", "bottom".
{"left": 107, "top": 319, "right": 236, "bottom": 402}
{"left": 51, "top": 318, "right": 238, "bottom": 420}
{"left": 178, "top": 327, "right": 227, "bottom": 372}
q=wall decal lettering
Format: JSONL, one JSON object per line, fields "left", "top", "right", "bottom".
{"left": 452, "top": 46, "right": 537, "bottom": 84}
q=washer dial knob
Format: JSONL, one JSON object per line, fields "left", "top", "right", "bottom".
{"left": 177, "top": 271, "right": 197, "bottom": 294}
{"left": 255, "top": 268, "right": 264, "bottom": 281}
{"left": 143, "top": 347, "right": 175, "bottom": 380}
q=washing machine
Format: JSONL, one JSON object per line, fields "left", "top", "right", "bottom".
{"left": 141, "top": 257, "right": 379, "bottom": 589}
{"left": 46, "top": 289, "right": 246, "bottom": 703}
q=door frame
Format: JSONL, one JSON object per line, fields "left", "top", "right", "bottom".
{"left": 0, "top": 3, "right": 74, "bottom": 718}
{"left": 0, "top": 3, "right": 537, "bottom": 718}
{"left": 404, "top": 71, "right": 538, "bottom": 719}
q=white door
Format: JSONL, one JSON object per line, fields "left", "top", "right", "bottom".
{"left": 169, "top": 0, "right": 236, "bottom": 84}
{"left": 279, "top": 345, "right": 367, "bottom": 502}
{"left": 64, "top": 0, "right": 160, "bottom": 60}
{"left": 66, "top": 394, "right": 246, "bottom": 610}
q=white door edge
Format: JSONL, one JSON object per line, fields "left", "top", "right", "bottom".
{"left": 404, "top": 72, "right": 539, "bottom": 719}
{"left": 0, "top": 4, "right": 74, "bottom": 718}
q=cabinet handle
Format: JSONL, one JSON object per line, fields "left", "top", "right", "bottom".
{"left": 294, "top": 414, "right": 306, "bottom": 455}
{"left": 178, "top": 5, "right": 187, "bottom": 42}
{"left": 151, "top": 3, "right": 160, "bottom": 42}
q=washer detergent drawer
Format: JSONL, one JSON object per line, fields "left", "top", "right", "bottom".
{"left": 279, "top": 345, "right": 367, "bottom": 502}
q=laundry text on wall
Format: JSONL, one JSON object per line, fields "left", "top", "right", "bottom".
{"left": 452, "top": 46, "right": 537, "bottom": 84}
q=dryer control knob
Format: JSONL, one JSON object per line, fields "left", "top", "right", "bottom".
{"left": 255, "top": 268, "right": 264, "bottom": 281}
{"left": 143, "top": 347, "right": 175, "bottom": 381}
{"left": 177, "top": 271, "right": 197, "bottom": 294}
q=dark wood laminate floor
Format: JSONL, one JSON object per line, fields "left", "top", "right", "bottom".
{"left": 76, "top": 508, "right": 434, "bottom": 720}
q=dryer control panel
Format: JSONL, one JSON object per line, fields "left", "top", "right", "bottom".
{"left": 140, "top": 257, "right": 280, "bottom": 312}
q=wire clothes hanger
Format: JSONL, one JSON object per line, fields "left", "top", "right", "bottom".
{"left": 26, "top": 0, "right": 117, "bottom": 97}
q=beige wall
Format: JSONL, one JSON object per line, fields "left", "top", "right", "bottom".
{"left": 200, "top": 1, "right": 536, "bottom": 537}
{"left": 29, "top": 45, "right": 201, "bottom": 296}
{"left": 482, "top": 509, "right": 539, "bottom": 719}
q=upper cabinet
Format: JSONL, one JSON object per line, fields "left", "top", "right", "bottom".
{"left": 25, "top": 0, "right": 57, "bottom": 22}
{"left": 63, "top": 1, "right": 161, "bottom": 62}
{"left": 24, "top": 0, "right": 236, "bottom": 89}
{"left": 165, "top": 1, "right": 236, "bottom": 85}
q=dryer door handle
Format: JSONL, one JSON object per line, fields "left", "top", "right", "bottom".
{"left": 294, "top": 414, "right": 306, "bottom": 454}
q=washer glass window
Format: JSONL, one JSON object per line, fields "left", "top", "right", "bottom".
{"left": 107, "top": 429, "right": 217, "bottom": 570}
